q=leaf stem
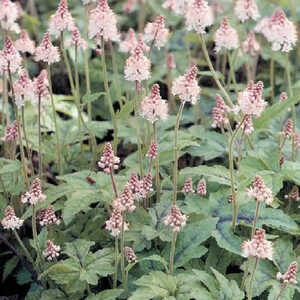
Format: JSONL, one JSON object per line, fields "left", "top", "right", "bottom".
{"left": 13, "top": 230, "right": 34, "bottom": 265}
{"left": 275, "top": 282, "right": 287, "bottom": 300}
{"left": 247, "top": 257, "right": 259, "bottom": 300}
{"left": 169, "top": 232, "right": 177, "bottom": 274}
{"left": 153, "top": 122, "right": 160, "bottom": 203}
{"left": 113, "top": 237, "right": 119, "bottom": 288}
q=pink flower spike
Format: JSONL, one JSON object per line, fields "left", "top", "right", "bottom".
{"left": 114, "top": 185, "right": 136, "bottom": 213}
{"left": 247, "top": 175, "right": 273, "bottom": 205}
{"left": 185, "top": 0, "right": 214, "bottom": 34}
{"left": 196, "top": 179, "right": 207, "bottom": 196}
{"left": 89, "top": 0, "right": 120, "bottom": 44}
{"left": 242, "top": 228, "right": 273, "bottom": 260}
{"left": 0, "top": 37, "right": 22, "bottom": 74}
{"left": 15, "top": 30, "right": 36, "bottom": 54}
{"left": 33, "top": 70, "right": 50, "bottom": 100}
{"left": 98, "top": 142, "right": 120, "bottom": 174}
{"left": 124, "top": 44, "right": 151, "bottom": 82}
{"left": 49, "top": 0, "right": 75, "bottom": 38}
{"left": 21, "top": 178, "right": 47, "bottom": 206}
{"left": 35, "top": 32, "right": 60, "bottom": 65}
{"left": 182, "top": 177, "right": 194, "bottom": 194}
{"left": 105, "top": 207, "right": 129, "bottom": 237}
{"left": 166, "top": 53, "right": 176, "bottom": 69}
{"left": 163, "top": 0, "right": 187, "bottom": 16}
{"left": 68, "top": 27, "right": 87, "bottom": 50}
{"left": 144, "top": 16, "right": 169, "bottom": 49}
{"left": 43, "top": 240, "right": 61, "bottom": 261}
{"left": 212, "top": 94, "right": 230, "bottom": 128}
{"left": 2, "top": 121, "right": 19, "bottom": 142}
{"left": 141, "top": 173, "right": 153, "bottom": 198}
{"left": 242, "top": 31, "right": 260, "bottom": 56}
{"left": 37, "top": 206, "right": 61, "bottom": 227}
{"left": 164, "top": 205, "right": 187, "bottom": 233}
{"left": 119, "top": 28, "right": 138, "bottom": 53}
{"left": 214, "top": 18, "right": 239, "bottom": 53}
{"left": 0, "top": 0, "right": 20, "bottom": 33}
{"left": 1, "top": 206, "right": 24, "bottom": 230}
{"left": 124, "top": 247, "right": 137, "bottom": 263}
{"left": 140, "top": 84, "right": 168, "bottom": 123}
{"left": 294, "top": 132, "right": 300, "bottom": 149}
{"left": 234, "top": 0, "right": 260, "bottom": 23}
{"left": 128, "top": 172, "right": 143, "bottom": 200}
{"left": 281, "top": 119, "right": 294, "bottom": 138}
{"left": 147, "top": 141, "right": 158, "bottom": 160}
{"left": 277, "top": 261, "right": 298, "bottom": 285}
{"left": 280, "top": 92, "right": 287, "bottom": 102}
{"left": 241, "top": 114, "right": 254, "bottom": 135}
{"left": 172, "top": 64, "right": 200, "bottom": 104}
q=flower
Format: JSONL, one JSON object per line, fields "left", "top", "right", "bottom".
{"left": 15, "top": 30, "right": 35, "bottom": 54}
{"left": 163, "top": 0, "right": 187, "bottom": 16}
{"left": 242, "top": 228, "right": 273, "bottom": 260}
{"left": 113, "top": 185, "right": 136, "bottom": 213}
{"left": 237, "top": 81, "right": 266, "bottom": 117}
{"left": 128, "top": 172, "right": 143, "bottom": 200}
{"left": 166, "top": 53, "right": 176, "bottom": 69}
{"left": 37, "top": 206, "right": 61, "bottom": 226}
{"left": 2, "top": 121, "right": 19, "bottom": 142}
{"left": 285, "top": 186, "right": 300, "bottom": 202}
{"left": 172, "top": 64, "right": 200, "bottom": 104}
{"left": 212, "top": 94, "right": 230, "bottom": 128}
{"left": 119, "top": 28, "right": 138, "bottom": 53}
{"left": 33, "top": 70, "right": 50, "bottom": 100}
{"left": 82, "top": 0, "right": 97, "bottom": 4}
{"left": 281, "top": 119, "right": 294, "bottom": 138}
{"left": 105, "top": 207, "right": 129, "bottom": 237}
{"left": 234, "top": 0, "right": 260, "bottom": 23}
{"left": 43, "top": 240, "right": 61, "bottom": 261}
{"left": 214, "top": 18, "right": 239, "bottom": 53}
{"left": 185, "top": 0, "right": 214, "bottom": 34}
{"left": 140, "top": 84, "right": 168, "bottom": 123}
{"left": 0, "top": 0, "right": 20, "bottom": 33}
{"left": 242, "top": 31, "right": 260, "bottom": 56}
{"left": 247, "top": 175, "right": 273, "bottom": 205}
{"left": 98, "top": 142, "right": 120, "bottom": 174}
{"left": 0, "top": 37, "right": 22, "bottom": 74}
{"left": 49, "top": 0, "right": 75, "bottom": 38}
{"left": 144, "top": 16, "right": 169, "bottom": 49}
{"left": 255, "top": 8, "right": 297, "bottom": 52}
{"left": 294, "top": 133, "right": 300, "bottom": 149}
{"left": 13, "top": 69, "right": 35, "bottom": 108}
{"left": 141, "top": 173, "right": 153, "bottom": 198}
{"left": 35, "top": 32, "right": 60, "bottom": 65}
{"left": 124, "top": 247, "right": 137, "bottom": 263}
{"left": 196, "top": 179, "right": 207, "bottom": 196}
{"left": 67, "top": 27, "right": 87, "bottom": 50}
{"left": 21, "top": 178, "right": 47, "bottom": 205}
{"left": 164, "top": 205, "right": 187, "bottom": 232}
{"left": 89, "top": 0, "right": 120, "bottom": 44}
{"left": 1, "top": 206, "right": 23, "bottom": 230}
{"left": 277, "top": 261, "right": 298, "bottom": 284}
{"left": 182, "top": 177, "right": 194, "bottom": 194}
{"left": 124, "top": 44, "right": 151, "bottom": 82}
{"left": 280, "top": 92, "right": 288, "bottom": 102}
{"left": 147, "top": 141, "right": 158, "bottom": 160}
{"left": 241, "top": 114, "right": 254, "bottom": 135}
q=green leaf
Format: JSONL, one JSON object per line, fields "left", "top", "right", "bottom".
{"left": 0, "top": 159, "right": 21, "bottom": 175}
{"left": 86, "top": 289, "right": 123, "bottom": 300}
{"left": 41, "top": 289, "right": 66, "bottom": 300}
{"left": 139, "top": 255, "right": 169, "bottom": 273}
{"left": 116, "top": 100, "right": 135, "bottom": 120}
{"left": 82, "top": 92, "right": 105, "bottom": 105}
{"left": 173, "top": 217, "right": 218, "bottom": 268}
{"left": 211, "top": 268, "right": 244, "bottom": 300}
{"left": 64, "top": 239, "right": 95, "bottom": 263}
{"left": 2, "top": 256, "right": 19, "bottom": 282}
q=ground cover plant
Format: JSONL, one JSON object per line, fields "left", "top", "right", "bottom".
{"left": 1, "top": 0, "right": 300, "bottom": 299}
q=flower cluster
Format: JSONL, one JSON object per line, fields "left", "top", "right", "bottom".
{"left": 89, "top": 0, "right": 120, "bottom": 44}
{"left": 1, "top": 206, "right": 24, "bottom": 230}
{"left": 242, "top": 228, "right": 273, "bottom": 260}
{"left": 98, "top": 143, "right": 120, "bottom": 174}
{"left": 247, "top": 175, "right": 273, "bottom": 205}
{"left": 182, "top": 177, "right": 194, "bottom": 194}
{"left": 255, "top": 8, "right": 297, "bottom": 52}
{"left": 113, "top": 186, "right": 136, "bottom": 213}
{"left": 212, "top": 94, "right": 230, "bottom": 129}
{"left": 242, "top": 31, "right": 260, "bottom": 56}
{"left": 35, "top": 32, "right": 60, "bottom": 65}
{"left": 21, "top": 178, "right": 46, "bottom": 205}
{"left": 140, "top": 84, "right": 168, "bottom": 123}
{"left": 281, "top": 119, "right": 294, "bottom": 138}
{"left": 120, "top": 28, "right": 138, "bottom": 53}
{"left": 33, "top": 70, "right": 50, "bottom": 100}
{"left": 172, "top": 64, "right": 200, "bottom": 104}
{"left": 214, "top": 18, "right": 239, "bottom": 53}
{"left": 163, "top": 0, "right": 187, "bottom": 16}
{"left": 15, "top": 30, "right": 35, "bottom": 54}
{"left": 241, "top": 114, "right": 254, "bottom": 135}
{"left": 124, "top": 246, "right": 137, "bottom": 263}
{"left": 166, "top": 53, "right": 176, "bottom": 69}
{"left": 234, "top": 0, "right": 260, "bottom": 23}
{"left": 185, "top": 0, "right": 213, "bottom": 34}
{"left": 164, "top": 205, "right": 187, "bottom": 233}
{"left": 285, "top": 186, "right": 300, "bottom": 202}
{"left": 49, "top": 0, "right": 75, "bottom": 38}
{"left": 196, "top": 179, "right": 207, "bottom": 196}
{"left": 277, "top": 261, "right": 298, "bottom": 285}
{"left": 43, "top": 240, "right": 61, "bottom": 261}
{"left": 105, "top": 208, "right": 129, "bottom": 237}
{"left": 144, "top": 16, "right": 169, "bottom": 49}
{"left": 147, "top": 141, "right": 158, "bottom": 160}
{"left": 37, "top": 206, "right": 61, "bottom": 227}
{"left": 0, "top": 37, "right": 22, "bottom": 74}
{"left": 0, "top": 0, "right": 20, "bottom": 33}
{"left": 68, "top": 27, "right": 87, "bottom": 50}
{"left": 2, "top": 121, "right": 19, "bottom": 142}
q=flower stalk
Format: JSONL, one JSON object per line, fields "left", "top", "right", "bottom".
{"left": 248, "top": 257, "right": 259, "bottom": 300}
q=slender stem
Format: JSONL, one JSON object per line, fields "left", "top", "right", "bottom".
{"left": 173, "top": 102, "right": 185, "bottom": 205}
{"left": 32, "top": 205, "right": 41, "bottom": 265}
{"left": 113, "top": 237, "right": 119, "bottom": 288}
{"left": 241, "top": 258, "right": 250, "bottom": 291}
{"left": 3, "top": 72, "right": 9, "bottom": 126}
{"left": 200, "top": 34, "right": 233, "bottom": 108}
{"left": 286, "top": 53, "right": 296, "bottom": 161}
{"left": 275, "top": 282, "right": 287, "bottom": 300}
{"left": 229, "top": 115, "right": 247, "bottom": 232}
{"left": 270, "top": 57, "right": 275, "bottom": 103}
{"left": 153, "top": 122, "right": 160, "bottom": 203}
{"left": 47, "top": 65, "right": 63, "bottom": 174}
{"left": 251, "top": 201, "right": 261, "bottom": 238}
{"left": 228, "top": 52, "right": 238, "bottom": 94}
{"left": 101, "top": 38, "right": 118, "bottom": 152}
{"left": 248, "top": 257, "right": 259, "bottom": 300}
{"left": 120, "top": 215, "right": 126, "bottom": 290}
{"left": 109, "top": 41, "right": 123, "bottom": 108}
{"left": 38, "top": 96, "right": 42, "bottom": 179}
{"left": 169, "top": 232, "right": 177, "bottom": 274}
{"left": 13, "top": 230, "right": 34, "bottom": 264}
{"left": 110, "top": 171, "right": 119, "bottom": 198}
